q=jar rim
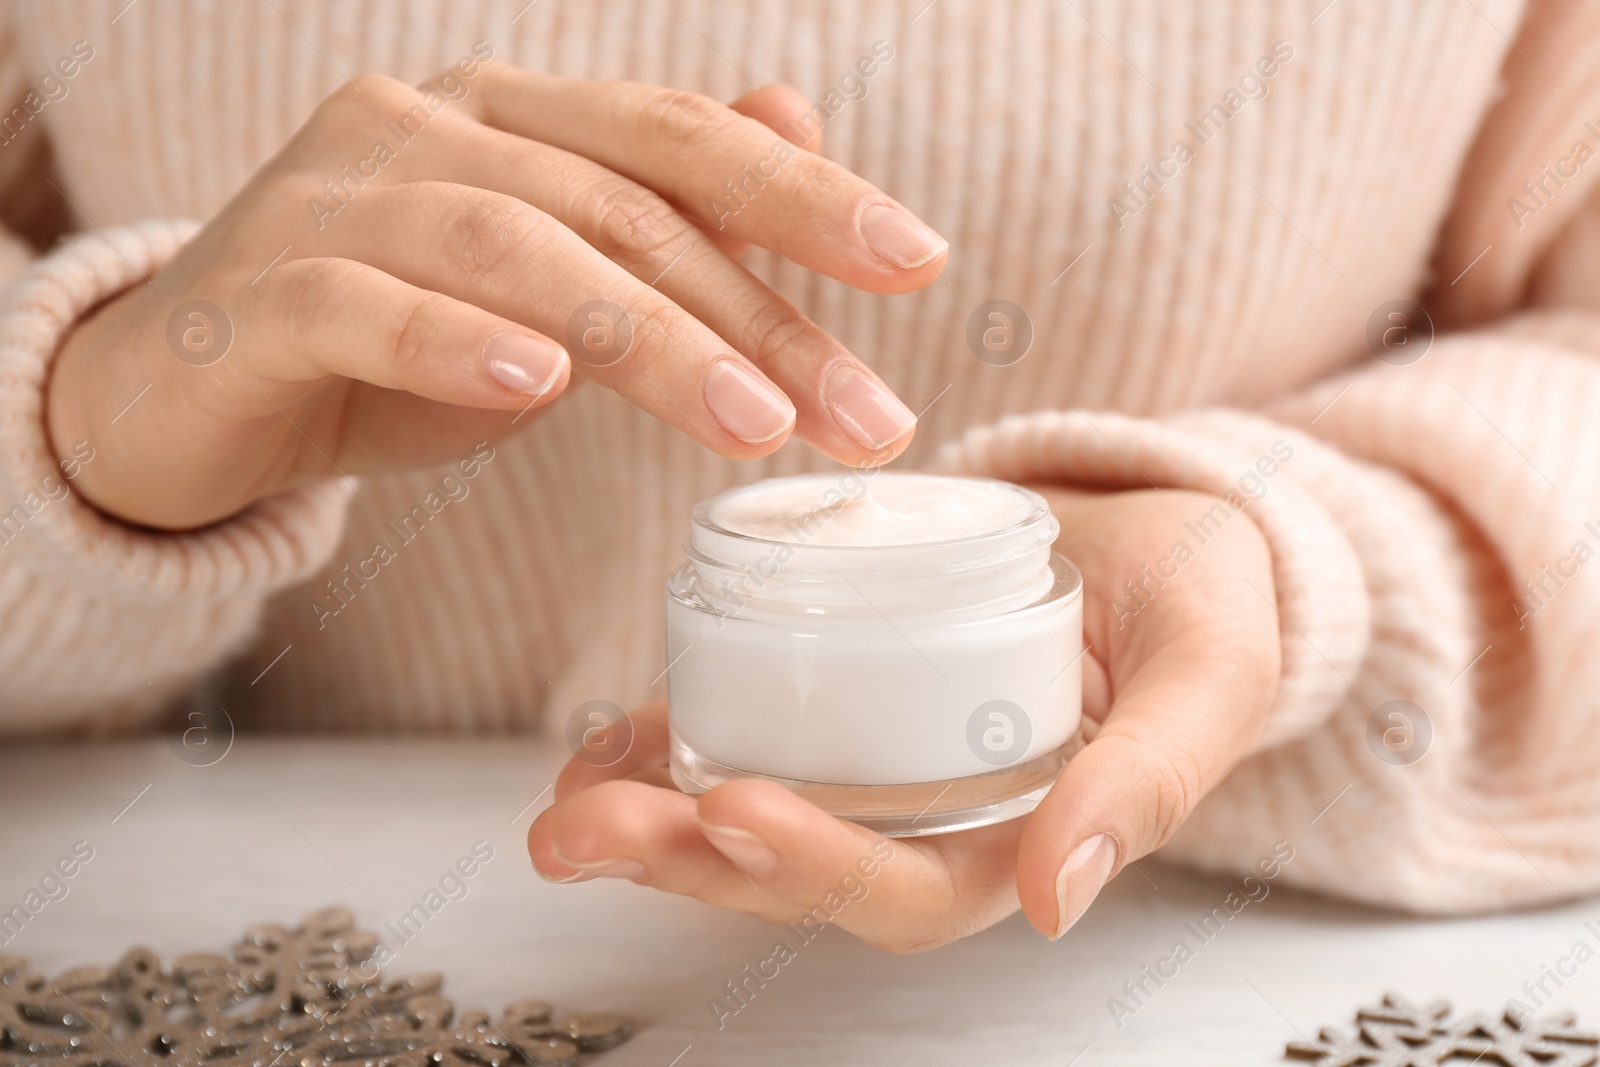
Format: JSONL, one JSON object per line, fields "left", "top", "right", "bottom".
{"left": 681, "top": 473, "right": 1064, "bottom": 619}
{"left": 690, "top": 471, "right": 1052, "bottom": 554}
{"left": 667, "top": 550, "right": 1083, "bottom": 625}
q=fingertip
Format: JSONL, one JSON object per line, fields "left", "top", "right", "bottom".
{"left": 695, "top": 776, "right": 808, "bottom": 830}
{"left": 727, "top": 83, "right": 823, "bottom": 153}
{"left": 819, "top": 361, "right": 917, "bottom": 457}
{"left": 1018, "top": 829, "right": 1116, "bottom": 940}
{"left": 858, "top": 251, "right": 950, "bottom": 295}
{"left": 1016, "top": 855, "right": 1062, "bottom": 938}
{"left": 693, "top": 811, "right": 781, "bottom": 877}
{"left": 694, "top": 780, "right": 885, "bottom": 895}
{"left": 703, "top": 357, "right": 798, "bottom": 452}
{"left": 853, "top": 199, "right": 948, "bottom": 290}
{"left": 483, "top": 331, "right": 571, "bottom": 408}
{"left": 867, "top": 422, "right": 917, "bottom": 464}
{"left": 1019, "top": 731, "right": 1182, "bottom": 939}
{"left": 543, "top": 778, "right": 630, "bottom": 867}
{"left": 527, "top": 807, "right": 591, "bottom": 883}
{"left": 710, "top": 424, "right": 796, "bottom": 461}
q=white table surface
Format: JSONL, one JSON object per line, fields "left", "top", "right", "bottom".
{"left": 2, "top": 737, "right": 1596, "bottom": 1066}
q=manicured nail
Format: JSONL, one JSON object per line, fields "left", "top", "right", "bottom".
{"left": 826, "top": 364, "right": 916, "bottom": 451}
{"left": 704, "top": 359, "right": 795, "bottom": 444}
{"left": 697, "top": 819, "right": 779, "bottom": 876}
{"left": 1050, "top": 834, "right": 1117, "bottom": 940}
{"left": 537, "top": 866, "right": 596, "bottom": 884}
{"left": 565, "top": 858, "right": 647, "bottom": 881}
{"left": 857, "top": 200, "right": 947, "bottom": 269}
{"left": 484, "top": 332, "right": 567, "bottom": 396}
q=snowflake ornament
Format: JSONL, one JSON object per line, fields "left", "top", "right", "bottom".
{"left": 0, "top": 906, "right": 632, "bottom": 1067}
{"left": 1286, "top": 992, "right": 1599, "bottom": 1067}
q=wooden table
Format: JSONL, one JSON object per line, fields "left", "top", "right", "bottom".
{"left": 2, "top": 737, "right": 1594, "bottom": 1065}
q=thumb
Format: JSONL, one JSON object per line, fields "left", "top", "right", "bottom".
{"left": 1014, "top": 634, "right": 1272, "bottom": 939}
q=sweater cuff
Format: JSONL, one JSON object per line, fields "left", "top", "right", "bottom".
{"left": 0, "top": 221, "right": 355, "bottom": 603}
{"left": 936, "top": 407, "right": 1370, "bottom": 750}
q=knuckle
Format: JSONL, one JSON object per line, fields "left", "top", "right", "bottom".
{"left": 277, "top": 259, "right": 366, "bottom": 347}
{"left": 638, "top": 87, "right": 740, "bottom": 147}
{"left": 441, "top": 199, "right": 546, "bottom": 282}
{"left": 1092, "top": 732, "right": 1206, "bottom": 854}
{"left": 622, "top": 301, "right": 695, "bottom": 372}
{"left": 301, "top": 76, "right": 422, "bottom": 160}
{"left": 742, "top": 302, "right": 819, "bottom": 372}
{"left": 473, "top": 58, "right": 516, "bottom": 89}
{"left": 346, "top": 72, "right": 407, "bottom": 99}
{"left": 1143, "top": 743, "right": 1205, "bottom": 850}
{"left": 318, "top": 73, "right": 415, "bottom": 124}
{"left": 387, "top": 292, "right": 454, "bottom": 376}
{"left": 588, "top": 181, "right": 692, "bottom": 265}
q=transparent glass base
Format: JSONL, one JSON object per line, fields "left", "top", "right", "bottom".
{"left": 669, "top": 730, "right": 1085, "bottom": 837}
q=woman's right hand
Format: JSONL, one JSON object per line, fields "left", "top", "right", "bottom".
{"left": 47, "top": 57, "right": 946, "bottom": 530}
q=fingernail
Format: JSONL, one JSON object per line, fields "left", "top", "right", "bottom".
{"left": 1050, "top": 834, "right": 1117, "bottom": 941}
{"left": 704, "top": 359, "right": 795, "bottom": 444}
{"left": 826, "top": 364, "right": 916, "bottom": 451}
{"left": 484, "top": 332, "right": 567, "bottom": 396}
{"left": 537, "top": 866, "right": 595, "bottom": 884}
{"left": 857, "top": 200, "right": 947, "bottom": 270}
{"left": 566, "top": 858, "right": 647, "bottom": 881}
{"left": 697, "top": 819, "right": 779, "bottom": 876}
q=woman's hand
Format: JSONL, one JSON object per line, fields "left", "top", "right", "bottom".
{"left": 528, "top": 486, "right": 1281, "bottom": 951}
{"left": 48, "top": 60, "right": 944, "bottom": 529}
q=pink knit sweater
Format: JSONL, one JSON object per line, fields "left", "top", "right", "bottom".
{"left": 4, "top": 0, "right": 1600, "bottom": 915}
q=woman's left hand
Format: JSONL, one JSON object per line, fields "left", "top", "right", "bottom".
{"left": 527, "top": 485, "right": 1281, "bottom": 951}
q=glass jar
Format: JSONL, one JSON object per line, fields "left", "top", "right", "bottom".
{"left": 663, "top": 471, "right": 1083, "bottom": 836}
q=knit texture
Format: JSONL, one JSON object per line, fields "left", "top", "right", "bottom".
{"left": 3, "top": 0, "right": 1599, "bottom": 912}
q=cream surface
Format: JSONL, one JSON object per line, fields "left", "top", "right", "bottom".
{"left": 705, "top": 473, "right": 1038, "bottom": 547}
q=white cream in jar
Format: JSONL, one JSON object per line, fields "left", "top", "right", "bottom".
{"left": 664, "top": 471, "right": 1083, "bottom": 836}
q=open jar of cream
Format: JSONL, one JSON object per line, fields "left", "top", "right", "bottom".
{"left": 664, "top": 471, "right": 1083, "bottom": 836}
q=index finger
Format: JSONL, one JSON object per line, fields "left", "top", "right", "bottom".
{"left": 471, "top": 67, "right": 948, "bottom": 293}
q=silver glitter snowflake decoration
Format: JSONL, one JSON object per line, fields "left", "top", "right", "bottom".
{"left": 1286, "top": 992, "right": 1598, "bottom": 1067}
{"left": 0, "top": 906, "right": 631, "bottom": 1067}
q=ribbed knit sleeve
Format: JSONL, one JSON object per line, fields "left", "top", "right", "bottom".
{"left": 0, "top": 223, "right": 355, "bottom": 734}
{"left": 939, "top": 322, "right": 1600, "bottom": 913}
